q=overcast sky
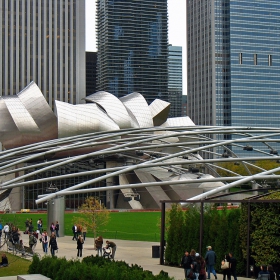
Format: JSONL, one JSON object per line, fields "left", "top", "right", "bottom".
{"left": 85, "top": 0, "right": 187, "bottom": 94}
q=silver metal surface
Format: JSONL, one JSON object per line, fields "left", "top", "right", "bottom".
{"left": 120, "top": 92, "right": 154, "bottom": 127}
{"left": 55, "top": 100, "right": 120, "bottom": 138}
{"left": 149, "top": 99, "right": 170, "bottom": 126}
{"left": 17, "top": 81, "right": 58, "bottom": 141}
{"left": 85, "top": 91, "right": 132, "bottom": 129}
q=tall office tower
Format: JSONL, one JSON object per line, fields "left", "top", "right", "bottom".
{"left": 86, "top": 52, "right": 97, "bottom": 96}
{"left": 168, "top": 45, "right": 182, "bottom": 117}
{"left": 96, "top": 0, "right": 168, "bottom": 104}
{"left": 187, "top": 1, "right": 280, "bottom": 128}
{"left": 0, "top": 0, "right": 86, "bottom": 108}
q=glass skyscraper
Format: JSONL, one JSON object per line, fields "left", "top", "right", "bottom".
{"left": 96, "top": 0, "right": 168, "bottom": 104}
{"left": 187, "top": 0, "right": 280, "bottom": 128}
{"left": 168, "top": 45, "right": 182, "bottom": 117}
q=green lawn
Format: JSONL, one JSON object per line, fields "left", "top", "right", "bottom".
{"left": 1, "top": 211, "right": 161, "bottom": 242}
{"left": 0, "top": 251, "right": 30, "bottom": 277}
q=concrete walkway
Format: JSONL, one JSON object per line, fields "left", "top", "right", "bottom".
{"left": 1, "top": 234, "right": 252, "bottom": 280}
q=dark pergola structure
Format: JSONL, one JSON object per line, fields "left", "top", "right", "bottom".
{"left": 160, "top": 195, "right": 280, "bottom": 277}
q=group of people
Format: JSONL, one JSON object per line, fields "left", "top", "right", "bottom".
{"left": 71, "top": 224, "right": 87, "bottom": 241}
{"left": 180, "top": 246, "right": 237, "bottom": 280}
{"left": 256, "top": 265, "right": 276, "bottom": 280}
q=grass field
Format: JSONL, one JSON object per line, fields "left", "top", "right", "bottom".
{"left": 0, "top": 211, "right": 161, "bottom": 242}
{"left": 0, "top": 251, "right": 30, "bottom": 277}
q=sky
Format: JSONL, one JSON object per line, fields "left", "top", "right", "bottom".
{"left": 85, "top": 0, "right": 187, "bottom": 95}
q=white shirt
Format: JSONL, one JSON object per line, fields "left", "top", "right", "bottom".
{"left": 3, "top": 224, "right": 9, "bottom": 233}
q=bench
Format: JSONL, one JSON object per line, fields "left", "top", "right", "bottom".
{"left": 7, "top": 240, "right": 15, "bottom": 253}
{"left": 23, "top": 246, "right": 35, "bottom": 258}
{"left": 21, "top": 209, "right": 30, "bottom": 213}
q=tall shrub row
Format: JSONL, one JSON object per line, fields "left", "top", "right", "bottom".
{"left": 165, "top": 196, "right": 280, "bottom": 276}
{"left": 165, "top": 204, "right": 245, "bottom": 275}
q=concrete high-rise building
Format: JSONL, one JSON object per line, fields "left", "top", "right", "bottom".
{"left": 0, "top": 0, "right": 86, "bottom": 108}
{"left": 96, "top": 0, "right": 168, "bottom": 104}
{"left": 187, "top": 1, "right": 280, "bottom": 128}
{"left": 168, "top": 45, "right": 182, "bottom": 117}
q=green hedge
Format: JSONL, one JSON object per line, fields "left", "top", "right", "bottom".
{"left": 164, "top": 204, "right": 245, "bottom": 275}
{"left": 28, "top": 254, "right": 175, "bottom": 280}
{"left": 165, "top": 197, "right": 280, "bottom": 276}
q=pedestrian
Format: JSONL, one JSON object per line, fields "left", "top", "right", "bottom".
{"left": 221, "top": 254, "right": 231, "bottom": 280}
{"left": 3, "top": 223, "right": 9, "bottom": 240}
{"left": 24, "top": 219, "right": 30, "bottom": 233}
{"left": 0, "top": 254, "right": 8, "bottom": 267}
{"left": 82, "top": 226, "right": 87, "bottom": 241}
{"left": 28, "top": 219, "right": 34, "bottom": 233}
{"left": 72, "top": 224, "right": 77, "bottom": 241}
{"left": 11, "top": 227, "right": 20, "bottom": 244}
{"left": 49, "top": 232, "right": 58, "bottom": 256}
{"left": 256, "top": 265, "right": 270, "bottom": 280}
{"left": 55, "top": 221, "right": 59, "bottom": 237}
{"left": 77, "top": 235, "right": 84, "bottom": 257}
{"left": 229, "top": 252, "right": 237, "bottom": 280}
{"left": 41, "top": 230, "right": 49, "bottom": 254}
{"left": 193, "top": 253, "right": 200, "bottom": 280}
{"left": 197, "top": 255, "right": 207, "bottom": 280}
{"left": 77, "top": 224, "right": 82, "bottom": 236}
{"left": 50, "top": 222, "right": 55, "bottom": 233}
{"left": 181, "top": 250, "right": 193, "bottom": 280}
{"left": 106, "top": 240, "right": 117, "bottom": 259}
{"left": 0, "top": 221, "right": 3, "bottom": 243}
{"left": 28, "top": 232, "right": 37, "bottom": 250}
{"left": 39, "top": 219, "right": 43, "bottom": 234}
{"left": 95, "top": 236, "right": 103, "bottom": 257}
{"left": 205, "top": 246, "right": 217, "bottom": 280}
{"left": 267, "top": 265, "right": 276, "bottom": 280}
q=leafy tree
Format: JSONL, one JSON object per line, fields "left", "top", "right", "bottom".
{"left": 73, "top": 196, "right": 109, "bottom": 239}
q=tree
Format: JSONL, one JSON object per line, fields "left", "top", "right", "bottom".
{"left": 73, "top": 196, "right": 109, "bottom": 239}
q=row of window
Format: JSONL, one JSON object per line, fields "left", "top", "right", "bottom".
{"left": 239, "top": 53, "right": 273, "bottom": 66}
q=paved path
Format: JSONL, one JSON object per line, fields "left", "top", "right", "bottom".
{"left": 1, "top": 234, "right": 252, "bottom": 280}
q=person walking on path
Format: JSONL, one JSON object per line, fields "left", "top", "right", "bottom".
{"left": 49, "top": 233, "right": 58, "bottom": 256}
{"left": 28, "top": 232, "right": 37, "bottom": 250}
{"left": 205, "top": 246, "right": 217, "bottom": 280}
{"left": 106, "top": 240, "right": 117, "bottom": 259}
{"left": 229, "top": 252, "right": 237, "bottom": 280}
{"left": 95, "top": 236, "right": 103, "bottom": 257}
{"left": 3, "top": 223, "right": 9, "bottom": 240}
{"left": 82, "top": 226, "right": 87, "bottom": 241}
{"left": 180, "top": 250, "right": 193, "bottom": 280}
{"left": 55, "top": 221, "right": 59, "bottom": 237}
{"left": 72, "top": 224, "right": 77, "bottom": 241}
{"left": 77, "top": 235, "right": 84, "bottom": 257}
{"left": 42, "top": 230, "right": 49, "bottom": 254}
{"left": 197, "top": 255, "right": 207, "bottom": 280}
{"left": 50, "top": 222, "right": 55, "bottom": 233}
{"left": 222, "top": 254, "right": 231, "bottom": 280}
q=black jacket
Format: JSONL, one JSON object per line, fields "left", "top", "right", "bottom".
{"left": 181, "top": 254, "right": 193, "bottom": 269}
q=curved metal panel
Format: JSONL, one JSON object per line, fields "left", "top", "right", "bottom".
{"left": 17, "top": 81, "right": 58, "bottom": 140}
{"left": 85, "top": 91, "right": 132, "bottom": 129}
{"left": 149, "top": 99, "right": 170, "bottom": 126}
{"left": 120, "top": 92, "right": 154, "bottom": 127}
{"left": 161, "top": 116, "right": 195, "bottom": 127}
{"left": 2, "top": 96, "right": 39, "bottom": 132}
{"left": 0, "top": 98, "right": 22, "bottom": 149}
{"left": 56, "top": 101, "right": 120, "bottom": 138}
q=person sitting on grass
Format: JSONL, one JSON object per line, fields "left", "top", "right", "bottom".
{"left": 0, "top": 254, "right": 8, "bottom": 267}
